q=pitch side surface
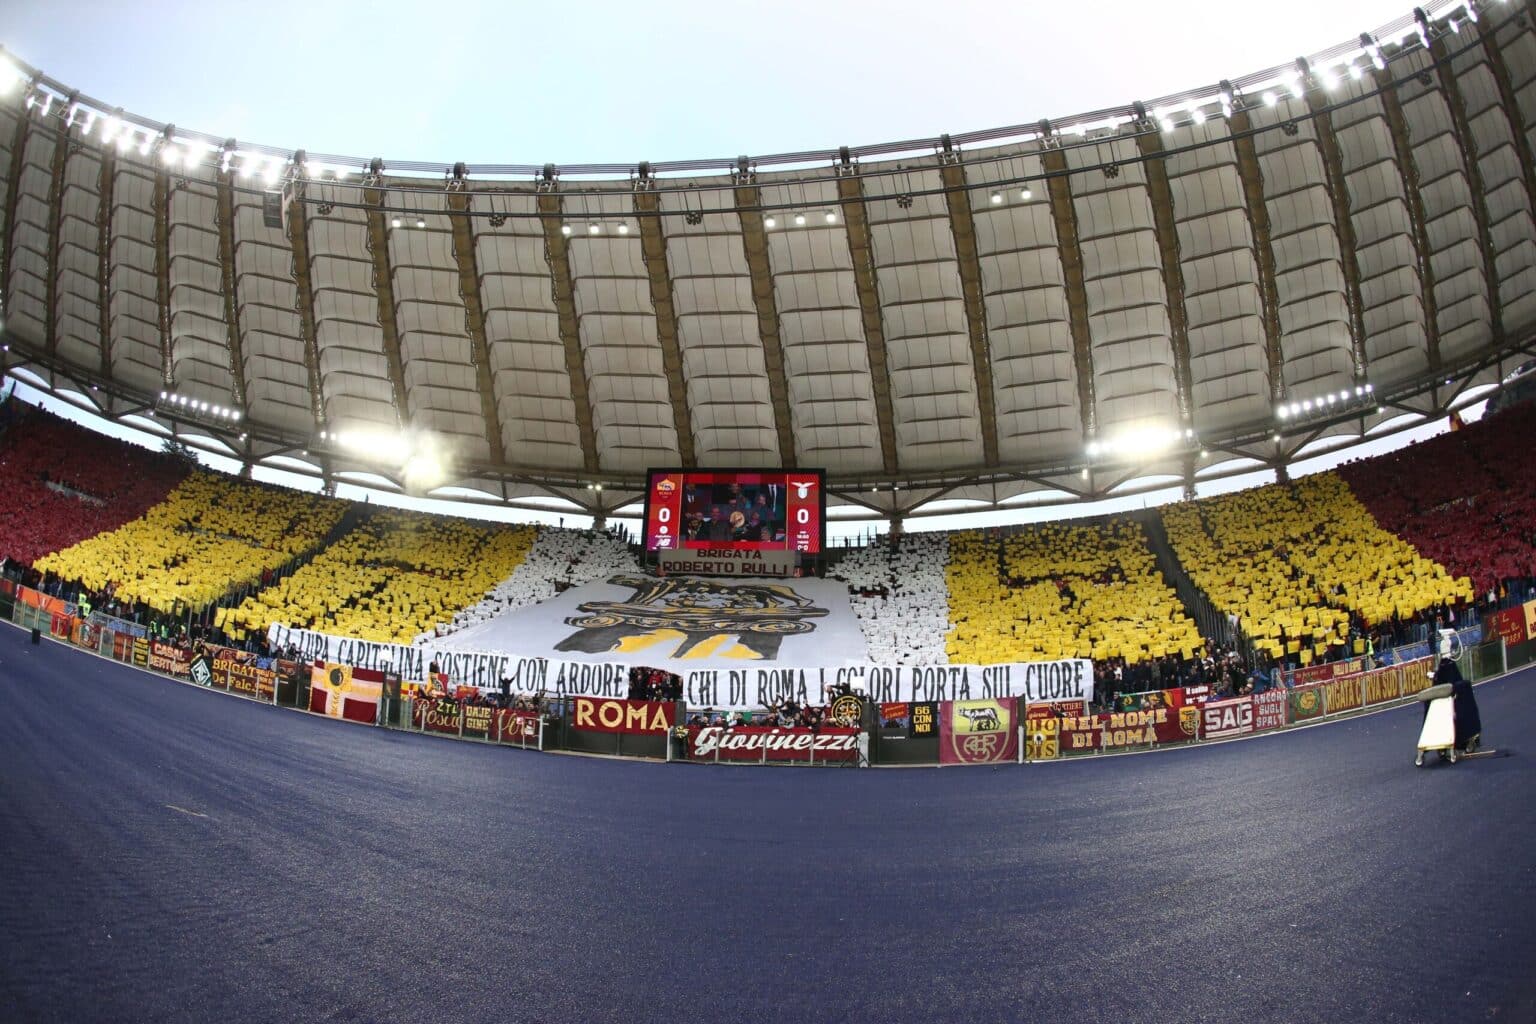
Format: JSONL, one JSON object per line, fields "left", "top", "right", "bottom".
{"left": 1, "top": 624, "right": 1532, "bottom": 1023}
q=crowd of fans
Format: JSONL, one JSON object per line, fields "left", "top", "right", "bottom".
{"left": 1340, "top": 402, "right": 1536, "bottom": 593}
{"left": 0, "top": 407, "right": 187, "bottom": 567}
{"left": 627, "top": 666, "right": 683, "bottom": 702}
{"left": 219, "top": 511, "right": 538, "bottom": 645}
{"left": 9, "top": 388, "right": 1536, "bottom": 722}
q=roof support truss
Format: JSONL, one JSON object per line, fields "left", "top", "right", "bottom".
{"left": 445, "top": 191, "right": 506, "bottom": 465}
{"left": 536, "top": 192, "right": 599, "bottom": 473}
{"left": 44, "top": 109, "right": 69, "bottom": 360}
{"left": 633, "top": 190, "right": 695, "bottom": 465}
{"left": 282, "top": 192, "right": 325, "bottom": 427}
{"left": 938, "top": 161, "right": 999, "bottom": 466}
{"left": 214, "top": 166, "right": 248, "bottom": 411}
{"left": 95, "top": 145, "right": 114, "bottom": 380}
{"left": 836, "top": 174, "right": 899, "bottom": 474}
{"left": 1430, "top": 36, "right": 1506, "bottom": 345}
{"left": 1228, "top": 111, "right": 1286, "bottom": 404}
{"left": 2, "top": 108, "right": 30, "bottom": 336}
{"left": 1476, "top": 18, "right": 1536, "bottom": 276}
{"left": 152, "top": 168, "right": 172, "bottom": 388}
{"left": 1373, "top": 70, "right": 1442, "bottom": 374}
{"left": 1041, "top": 146, "right": 1098, "bottom": 439}
{"left": 1303, "top": 94, "right": 1370, "bottom": 380}
{"left": 1134, "top": 132, "right": 1195, "bottom": 425}
{"left": 733, "top": 183, "right": 797, "bottom": 467}
{"left": 362, "top": 185, "right": 410, "bottom": 428}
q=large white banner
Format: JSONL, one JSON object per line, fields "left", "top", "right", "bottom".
{"left": 266, "top": 622, "right": 1092, "bottom": 710}
{"left": 428, "top": 574, "right": 871, "bottom": 670}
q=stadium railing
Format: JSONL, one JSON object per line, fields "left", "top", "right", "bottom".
{"left": 8, "top": 581, "right": 1523, "bottom": 768}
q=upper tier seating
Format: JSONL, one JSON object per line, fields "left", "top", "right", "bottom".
{"left": 1162, "top": 472, "right": 1472, "bottom": 664}
{"left": 0, "top": 408, "right": 186, "bottom": 566}
{"left": 424, "top": 528, "right": 639, "bottom": 643}
{"left": 945, "top": 520, "right": 1202, "bottom": 664}
{"left": 223, "top": 511, "right": 538, "bottom": 644}
{"left": 1338, "top": 402, "right": 1536, "bottom": 593}
{"left": 830, "top": 532, "right": 950, "bottom": 665}
{"left": 34, "top": 471, "right": 347, "bottom": 613}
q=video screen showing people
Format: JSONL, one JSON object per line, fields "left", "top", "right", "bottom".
{"left": 680, "top": 480, "right": 787, "bottom": 545}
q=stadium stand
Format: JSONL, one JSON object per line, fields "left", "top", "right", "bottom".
{"left": 221, "top": 510, "right": 538, "bottom": 644}
{"left": 423, "top": 528, "right": 639, "bottom": 643}
{"left": 33, "top": 471, "right": 347, "bottom": 614}
{"left": 1161, "top": 472, "right": 1473, "bottom": 666}
{"left": 0, "top": 407, "right": 186, "bottom": 567}
{"left": 944, "top": 520, "right": 1203, "bottom": 665}
{"left": 1338, "top": 402, "right": 1536, "bottom": 594}
{"left": 830, "top": 532, "right": 950, "bottom": 665}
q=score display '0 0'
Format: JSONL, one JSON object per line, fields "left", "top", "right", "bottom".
{"left": 642, "top": 469, "right": 825, "bottom": 555}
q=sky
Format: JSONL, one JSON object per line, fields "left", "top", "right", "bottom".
{"left": 0, "top": 0, "right": 1462, "bottom": 538}
{"left": 5, "top": 0, "right": 1414, "bottom": 167}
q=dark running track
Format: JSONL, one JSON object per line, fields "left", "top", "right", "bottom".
{"left": 1, "top": 626, "right": 1533, "bottom": 1024}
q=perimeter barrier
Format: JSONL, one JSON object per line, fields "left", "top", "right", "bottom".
{"left": 7, "top": 581, "right": 1523, "bottom": 768}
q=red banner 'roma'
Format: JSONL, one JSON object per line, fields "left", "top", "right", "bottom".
{"left": 570, "top": 697, "right": 676, "bottom": 735}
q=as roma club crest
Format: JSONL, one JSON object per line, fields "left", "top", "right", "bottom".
{"left": 947, "top": 700, "right": 1015, "bottom": 765}
{"left": 556, "top": 574, "right": 828, "bottom": 660}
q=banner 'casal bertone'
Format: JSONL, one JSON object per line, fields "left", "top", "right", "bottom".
{"left": 267, "top": 623, "right": 1093, "bottom": 710}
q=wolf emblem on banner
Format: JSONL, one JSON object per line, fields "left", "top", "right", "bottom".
{"left": 555, "top": 574, "right": 829, "bottom": 661}
{"left": 941, "top": 700, "right": 1018, "bottom": 765}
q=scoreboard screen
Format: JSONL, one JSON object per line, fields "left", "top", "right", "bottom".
{"left": 642, "top": 469, "right": 826, "bottom": 555}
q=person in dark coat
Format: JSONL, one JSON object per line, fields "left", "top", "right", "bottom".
{"left": 1433, "top": 657, "right": 1482, "bottom": 753}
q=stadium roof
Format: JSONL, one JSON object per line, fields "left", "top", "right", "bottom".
{"left": 1, "top": 0, "right": 1534, "bottom": 523}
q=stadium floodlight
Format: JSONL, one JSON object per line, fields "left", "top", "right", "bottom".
{"left": 763, "top": 216, "right": 776, "bottom": 228}
{"left": 560, "top": 224, "right": 572, "bottom": 236}
{"left": 263, "top": 159, "right": 283, "bottom": 185}
{"left": 414, "top": 217, "right": 426, "bottom": 229}
{"left": 1277, "top": 405, "right": 1290, "bottom": 419}
{"left": 588, "top": 223, "right": 601, "bottom": 235}
{"left": 390, "top": 216, "right": 403, "bottom": 229}
{"left": 824, "top": 211, "right": 837, "bottom": 224}
{"left": 1191, "top": 108, "right": 1206, "bottom": 125}
{"left": 1263, "top": 91, "right": 1278, "bottom": 107}
{"left": 990, "top": 191, "right": 1003, "bottom": 204}
{"left": 0, "top": 57, "right": 19, "bottom": 93}
{"left": 1020, "top": 187, "right": 1032, "bottom": 200}
{"left": 794, "top": 214, "right": 806, "bottom": 226}
{"left": 617, "top": 223, "right": 629, "bottom": 235}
